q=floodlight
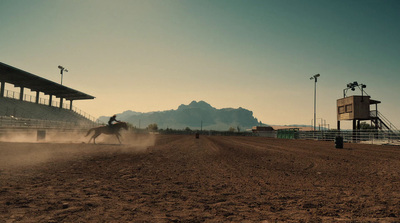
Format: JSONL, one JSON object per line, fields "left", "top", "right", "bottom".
{"left": 58, "top": 65, "right": 68, "bottom": 85}
{"left": 310, "top": 74, "right": 320, "bottom": 80}
{"left": 343, "top": 81, "right": 369, "bottom": 98}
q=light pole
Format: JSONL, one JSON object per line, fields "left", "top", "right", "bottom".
{"left": 58, "top": 65, "right": 68, "bottom": 85}
{"left": 310, "top": 74, "right": 320, "bottom": 131}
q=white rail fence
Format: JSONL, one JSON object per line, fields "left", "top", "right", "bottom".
{"left": 255, "top": 129, "right": 400, "bottom": 145}
{"left": 0, "top": 116, "right": 98, "bottom": 129}
{"left": 299, "top": 130, "right": 400, "bottom": 144}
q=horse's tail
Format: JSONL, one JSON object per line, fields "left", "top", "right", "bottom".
{"left": 85, "top": 128, "right": 95, "bottom": 137}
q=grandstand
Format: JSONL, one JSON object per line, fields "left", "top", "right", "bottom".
{"left": 0, "top": 62, "right": 97, "bottom": 130}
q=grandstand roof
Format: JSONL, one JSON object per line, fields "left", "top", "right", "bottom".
{"left": 0, "top": 62, "right": 94, "bottom": 100}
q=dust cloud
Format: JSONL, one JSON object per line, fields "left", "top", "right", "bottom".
{"left": 0, "top": 129, "right": 156, "bottom": 170}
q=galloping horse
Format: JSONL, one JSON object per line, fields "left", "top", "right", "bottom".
{"left": 86, "top": 122, "right": 128, "bottom": 144}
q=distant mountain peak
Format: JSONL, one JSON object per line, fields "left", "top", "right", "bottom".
{"left": 178, "top": 100, "right": 214, "bottom": 110}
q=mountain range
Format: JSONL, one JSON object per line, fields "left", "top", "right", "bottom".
{"left": 97, "top": 100, "right": 261, "bottom": 131}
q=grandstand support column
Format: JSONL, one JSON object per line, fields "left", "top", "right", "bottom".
{"left": 69, "top": 100, "right": 73, "bottom": 110}
{"left": 19, "top": 87, "right": 24, "bottom": 101}
{"left": 60, "top": 98, "right": 63, "bottom": 109}
{"left": 0, "top": 81, "right": 4, "bottom": 97}
{"left": 49, "top": 95, "right": 53, "bottom": 107}
{"left": 35, "top": 91, "right": 39, "bottom": 104}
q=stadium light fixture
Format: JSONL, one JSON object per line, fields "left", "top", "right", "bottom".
{"left": 343, "top": 81, "right": 368, "bottom": 98}
{"left": 309, "top": 74, "right": 320, "bottom": 131}
{"left": 58, "top": 65, "right": 68, "bottom": 85}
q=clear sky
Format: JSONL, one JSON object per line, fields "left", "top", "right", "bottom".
{"left": 1, "top": 0, "right": 399, "bottom": 129}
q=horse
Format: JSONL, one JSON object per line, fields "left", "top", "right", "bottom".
{"left": 86, "top": 122, "right": 129, "bottom": 144}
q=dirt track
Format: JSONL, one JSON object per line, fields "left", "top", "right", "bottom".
{"left": 1, "top": 135, "right": 400, "bottom": 222}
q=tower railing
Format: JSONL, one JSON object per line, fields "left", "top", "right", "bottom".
{"left": 370, "top": 110, "right": 399, "bottom": 132}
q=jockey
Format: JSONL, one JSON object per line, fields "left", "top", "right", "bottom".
{"left": 108, "top": 114, "right": 120, "bottom": 127}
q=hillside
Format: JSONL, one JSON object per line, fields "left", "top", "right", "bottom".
{"left": 98, "top": 101, "right": 260, "bottom": 131}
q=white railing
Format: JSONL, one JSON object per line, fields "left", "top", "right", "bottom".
{"left": 257, "top": 129, "right": 400, "bottom": 145}
{"left": 298, "top": 130, "right": 400, "bottom": 144}
{"left": 0, "top": 116, "right": 98, "bottom": 129}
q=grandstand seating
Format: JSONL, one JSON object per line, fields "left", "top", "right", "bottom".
{"left": 0, "top": 97, "right": 94, "bottom": 127}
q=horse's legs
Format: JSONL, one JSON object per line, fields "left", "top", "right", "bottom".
{"left": 90, "top": 132, "right": 101, "bottom": 144}
{"left": 88, "top": 135, "right": 94, "bottom": 144}
{"left": 94, "top": 133, "right": 101, "bottom": 144}
{"left": 115, "top": 133, "right": 122, "bottom": 144}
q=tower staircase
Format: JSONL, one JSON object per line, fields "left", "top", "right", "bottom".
{"left": 370, "top": 110, "right": 399, "bottom": 133}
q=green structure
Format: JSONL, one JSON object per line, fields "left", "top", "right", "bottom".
{"left": 277, "top": 128, "right": 299, "bottom": 139}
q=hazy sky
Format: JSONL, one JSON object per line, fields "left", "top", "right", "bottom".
{"left": 1, "top": 0, "right": 399, "bottom": 128}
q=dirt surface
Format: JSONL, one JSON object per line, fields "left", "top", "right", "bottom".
{"left": 1, "top": 135, "right": 400, "bottom": 222}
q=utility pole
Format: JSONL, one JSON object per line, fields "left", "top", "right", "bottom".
{"left": 310, "top": 74, "right": 320, "bottom": 131}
